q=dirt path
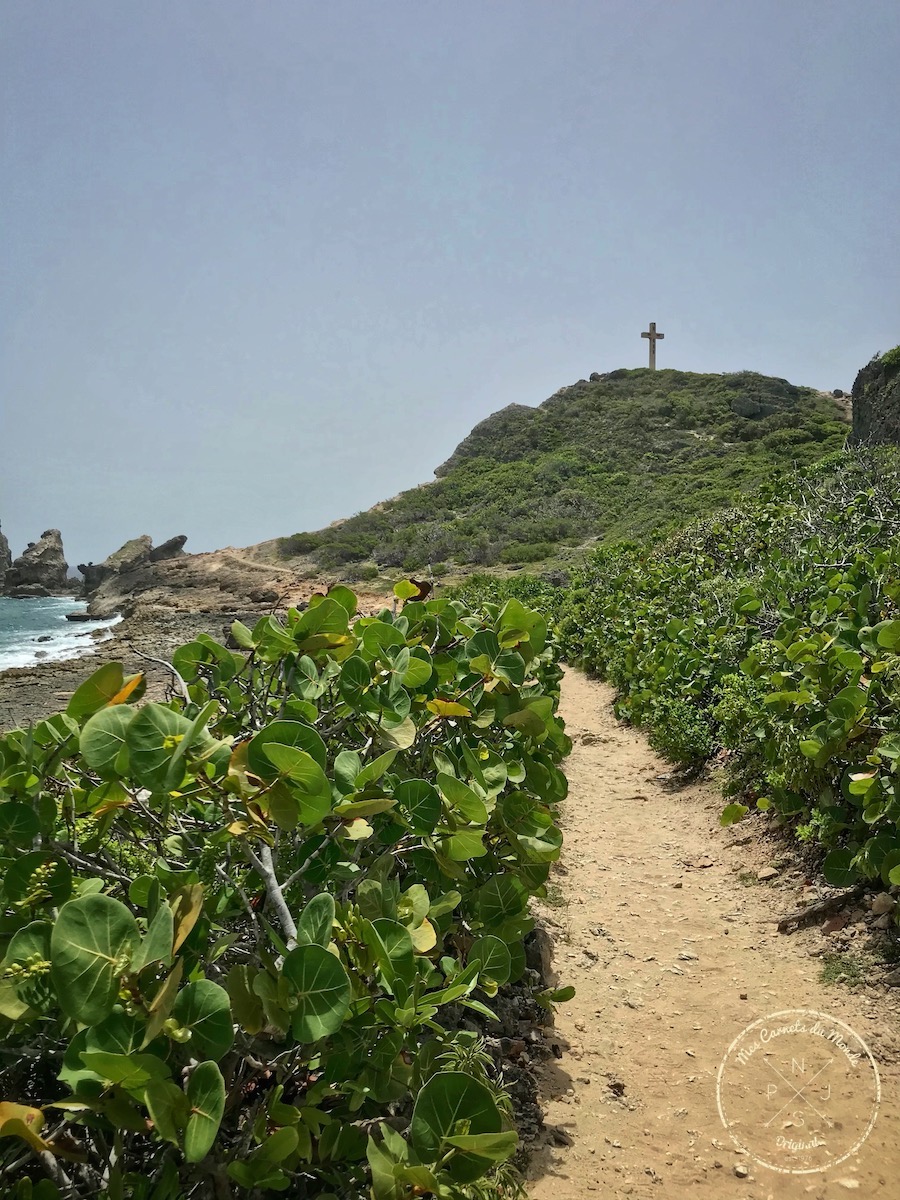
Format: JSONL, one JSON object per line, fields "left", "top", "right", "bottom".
{"left": 528, "top": 670, "right": 900, "bottom": 1200}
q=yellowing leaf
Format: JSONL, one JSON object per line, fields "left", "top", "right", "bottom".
{"left": 426, "top": 700, "right": 472, "bottom": 718}
{"left": 170, "top": 884, "right": 204, "bottom": 953}
{"left": 107, "top": 672, "right": 146, "bottom": 706}
{"left": 408, "top": 918, "right": 437, "bottom": 953}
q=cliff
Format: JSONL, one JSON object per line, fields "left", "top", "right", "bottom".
{"left": 851, "top": 347, "right": 900, "bottom": 446}
{"left": 0, "top": 527, "right": 10, "bottom": 587}
{"left": 3, "top": 529, "right": 72, "bottom": 597}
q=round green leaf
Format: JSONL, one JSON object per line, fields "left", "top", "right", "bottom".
{"left": 282, "top": 944, "right": 351, "bottom": 1043}
{"left": 821, "top": 848, "right": 860, "bottom": 889}
{"left": 410, "top": 1071, "right": 503, "bottom": 1182}
{"left": 394, "top": 780, "right": 441, "bottom": 833}
{"left": 124, "top": 704, "right": 193, "bottom": 791}
{"left": 470, "top": 935, "right": 511, "bottom": 985}
{"left": 80, "top": 706, "right": 136, "bottom": 779}
{"left": 50, "top": 894, "right": 141, "bottom": 1024}
{"left": 0, "top": 802, "right": 40, "bottom": 847}
{"left": 172, "top": 980, "right": 234, "bottom": 1060}
{"left": 247, "top": 720, "right": 327, "bottom": 778}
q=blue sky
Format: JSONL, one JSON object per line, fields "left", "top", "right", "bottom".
{"left": 2, "top": 0, "right": 898, "bottom": 568}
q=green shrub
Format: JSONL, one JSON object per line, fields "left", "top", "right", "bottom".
{"left": 558, "top": 446, "right": 900, "bottom": 892}
{"left": 499, "top": 542, "right": 555, "bottom": 564}
{"left": 0, "top": 588, "right": 570, "bottom": 1198}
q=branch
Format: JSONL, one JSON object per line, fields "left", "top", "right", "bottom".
{"left": 243, "top": 843, "right": 297, "bottom": 949}
{"left": 127, "top": 645, "right": 191, "bottom": 703}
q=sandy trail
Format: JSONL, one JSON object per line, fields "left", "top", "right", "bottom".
{"left": 528, "top": 670, "right": 900, "bottom": 1200}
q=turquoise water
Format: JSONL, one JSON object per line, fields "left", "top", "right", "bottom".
{"left": 0, "top": 597, "right": 121, "bottom": 672}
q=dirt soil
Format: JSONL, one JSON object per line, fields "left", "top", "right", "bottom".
{"left": 528, "top": 670, "right": 900, "bottom": 1199}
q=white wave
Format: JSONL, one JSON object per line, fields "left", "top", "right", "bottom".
{"left": 0, "top": 603, "right": 123, "bottom": 673}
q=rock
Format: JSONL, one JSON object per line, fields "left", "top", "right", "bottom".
{"left": 833, "top": 388, "right": 845, "bottom": 398}
{"left": 65, "top": 611, "right": 100, "bottom": 622}
{"left": 873, "top": 913, "right": 894, "bottom": 929}
{"left": 850, "top": 349, "right": 900, "bottom": 446}
{"left": 757, "top": 866, "right": 780, "bottom": 881}
{"left": 883, "top": 968, "right": 900, "bottom": 987}
{"left": 589, "top": 372, "right": 602, "bottom": 382}
{"left": 524, "top": 928, "right": 555, "bottom": 983}
{"left": 0, "top": 524, "right": 10, "bottom": 586}
{"left": 36, "top": 635, "right": 51, "bottom": 642}
{"left": 870, "top": 892, "right": 896, "bottom": 916}
{"left": 147, "top": 535, "right": 188, "bottom": 563}
{"left": 733, "top": 1163, "right": 749, "bottom": 1178}
{"left": 7, "top": 584, "right": 52, "bottom": 598}
{"left": 3, "top": 530, "right": 71, "bottom": 596}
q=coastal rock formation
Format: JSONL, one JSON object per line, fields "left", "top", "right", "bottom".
{"left": 78, "top": 534, "right": 189, "bottom": 597}
{"left": 851, "top": 348, "right": 900, "bottom": 446}
{"left": 3, "top": 530, "right": 71, "bottom": 597}
{"left": 84, "top": 540, "right": 298, "bottom": 619}
{"left": 79, "top": 536, "right": 153, "bottom": 592}
{"left": 0, "top": 526, "right": 10, "bottom": 587}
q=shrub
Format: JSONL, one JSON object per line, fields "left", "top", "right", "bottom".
{"left": 499, "top": 543, "right": 554, "bottom": 565}
{"left": 0, "top": 588, "right": 570, "bottom": 1197}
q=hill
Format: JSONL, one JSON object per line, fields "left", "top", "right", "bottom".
{"left": 277, "top": 367, "right": 848, "bottom": 575}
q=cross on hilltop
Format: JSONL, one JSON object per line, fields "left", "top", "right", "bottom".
{"left": 641, "top": 322, "right": 664, "bottom": 370}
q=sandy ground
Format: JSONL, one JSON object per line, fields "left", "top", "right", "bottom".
{"left": 528, "top": 670, "right": 900, "bottom": 1200}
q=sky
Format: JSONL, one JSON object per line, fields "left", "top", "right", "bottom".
{"left": 2, "top": 1, "right": 899, "bottom": 570}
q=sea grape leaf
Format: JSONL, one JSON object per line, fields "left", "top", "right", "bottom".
{"left": 50, "top": 895, "right": 141, "bottom": 1024}
{"left": 281, "top": 944, "right": 351, "bottom": 1043}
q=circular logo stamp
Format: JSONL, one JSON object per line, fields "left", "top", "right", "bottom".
{"left": 717, "top": 1008, "right": 880, "bottom": 1174}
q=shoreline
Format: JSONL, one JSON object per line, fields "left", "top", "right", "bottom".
{"left": 0, "top": 606, "right": 258, "bottom": 731}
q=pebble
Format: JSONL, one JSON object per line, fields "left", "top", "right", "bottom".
{"left": 734, "top": 1163, "right": 750, "bottom": 1178}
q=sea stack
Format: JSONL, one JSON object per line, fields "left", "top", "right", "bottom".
{"left": 3, "top": 529, "right": 71, "bottom": 598}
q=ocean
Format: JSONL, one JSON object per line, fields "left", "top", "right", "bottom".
{"left": 0, "top": 597, "right": 121, "bottom": 672}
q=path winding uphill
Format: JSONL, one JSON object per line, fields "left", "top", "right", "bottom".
{"left": 528, "top": 671, "right": 900, "bottom": 1200}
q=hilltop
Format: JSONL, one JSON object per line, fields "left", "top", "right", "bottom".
{"left": 275, "top": 367, "right": 849, "bottom": 574}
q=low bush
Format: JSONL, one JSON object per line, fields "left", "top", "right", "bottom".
{"left": 558, "top": 447, "right": 900, "bottom": 890}
{"left": 0, "top": 586, "right": 570, "bottom": 1198}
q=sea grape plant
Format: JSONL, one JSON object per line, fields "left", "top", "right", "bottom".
{"left": 0, "top": 585, "right": 570, "bottom": 1199}
{"left": 558, "top": 447, "right": 900, "bottom": 895}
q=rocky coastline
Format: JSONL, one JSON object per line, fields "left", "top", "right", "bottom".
{"left": 0, "top": 527, "right": 390, "bottom": 730}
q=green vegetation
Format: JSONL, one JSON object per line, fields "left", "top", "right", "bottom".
{"left": 0, "top": 586, "right": 571, "bottom": 1198}
{"left": 280, "top": 369, "right": 848, "bottom": 571}
{"left": 557, "top": 446, "right": 900, "bottom": 891}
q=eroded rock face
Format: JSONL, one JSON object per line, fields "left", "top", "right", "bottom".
{"left": 851, "top": 351, "right": 900, "bottom": 446}
{"left": 80, "top": 534, "right": 187, "bottom": 599}
{"left": 3, "top": 530, "right": 70, "bottom": 596}
{"left": 0, "top": 527, "right": 11, "bottom": 587}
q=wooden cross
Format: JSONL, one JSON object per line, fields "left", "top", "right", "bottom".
{"left": 641, "top": 321, "right": 664, "bottom": 370}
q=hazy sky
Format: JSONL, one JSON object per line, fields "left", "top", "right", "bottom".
{"left": 3, "top": 1, "right": 899, "bottom": 569}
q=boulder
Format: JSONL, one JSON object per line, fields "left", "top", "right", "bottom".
{"left": 8, "top": 584, "right": 52, "bottom": 598}
{"left": 3, "top": 530, "right": 70, "bottom": 596}
{"left": 65, "top": 611, "right": 101, "bottom": 622}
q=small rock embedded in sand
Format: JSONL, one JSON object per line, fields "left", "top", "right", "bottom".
{"left": 733, "top": 1163, "right": 749, "bottom": 1178}
{"left": 836, "top": 1180, "right": 861, "bottom": 1190}
{"left": 757, "top": 866, "right": 780, "bottom": 881}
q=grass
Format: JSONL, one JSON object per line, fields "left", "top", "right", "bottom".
{"left": 819, "top": 952, "right": 867, "bottom": 988}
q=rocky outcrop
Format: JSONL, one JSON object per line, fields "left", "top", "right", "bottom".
{"left": 3, "top": 530, "right": 71, "bottom": 597}
{"left": 850, "top": 349, "right": 900, "bottom": 446}
{"left": 78, "top": 536, "right": 153, "bottom": 592}
{"left": 79, "top": 534, "right": 188, "bottom": 603}
{"left": 83, "top": 540, "right": 296, "bottom": 619}
{"left": 0, "top": 526, "right": 10, "bottom": 588}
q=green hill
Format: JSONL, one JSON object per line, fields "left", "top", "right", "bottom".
{"left": 280, "top": 368, "right": 849, "bottom": 574}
